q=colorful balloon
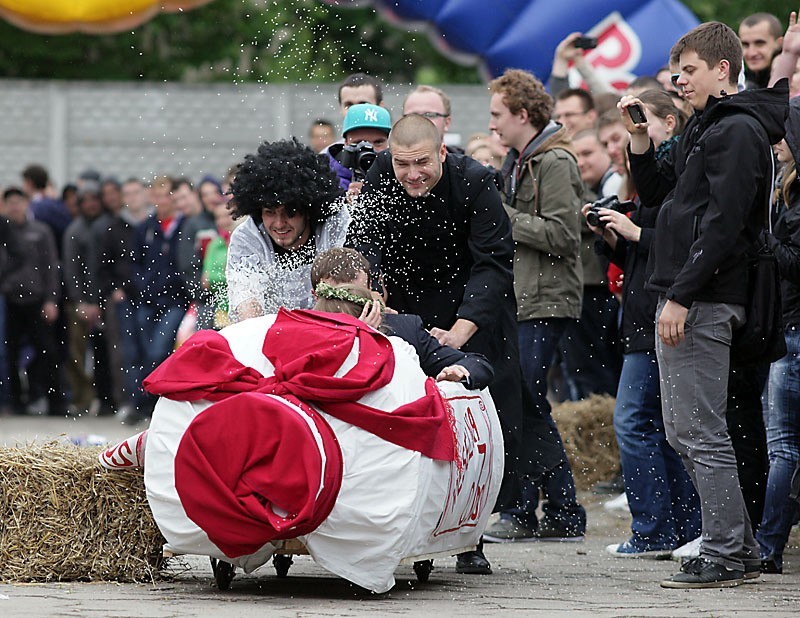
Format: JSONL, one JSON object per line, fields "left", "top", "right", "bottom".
{"left": 0, "top": 0, "right": 212, "bottom": 34}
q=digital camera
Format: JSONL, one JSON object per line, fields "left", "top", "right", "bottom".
{"left": 335, "top": 141, "right": 377, "bottom": 180}
{"left": 585, "top": 195, "right": 636, "bottom": 228}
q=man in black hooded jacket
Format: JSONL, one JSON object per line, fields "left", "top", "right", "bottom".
{"left": 622, "top": 21, "right": 789, "bottom": 589}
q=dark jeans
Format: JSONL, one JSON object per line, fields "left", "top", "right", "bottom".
{"left": 727, "top": 358, "right": 769, "bottom": 533}
{"left": 132, "top": 304, "right": 185, "bottom": 411}
{"left": 505, "top": 318, "right": 585, "bottom": 534}
{"left": 114, "top": 298, "right": 146, "bottom": 405}
{"left": 756, "top": 327, "right": 800, "bottom": 568}
{"left": 0, "top": 295, "right": 8, "bottom": 405}
{"left": 559, "top": 286, "right": 621, "bottom": 400}
{"left": 614, "top": 350, "right": 700, "bottom": 549}
{"left": 6, "top": 300, "right": 64, "bottom": 412}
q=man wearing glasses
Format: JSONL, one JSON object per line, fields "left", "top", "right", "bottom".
{"left": 553, "top": 88, "right": 598, "bottom": 136}
{"left": 402, "top": 85, "right": 463, "bottom": 153}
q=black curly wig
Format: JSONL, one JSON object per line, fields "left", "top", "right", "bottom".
{"left": 230, "top": 137, "right": 343, "bottom": 223}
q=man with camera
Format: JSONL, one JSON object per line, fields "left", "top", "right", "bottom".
{"left": 327, "top": 103, "right": 391, "bottom": 191}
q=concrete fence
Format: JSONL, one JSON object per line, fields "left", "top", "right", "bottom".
{"left": 0, "top": 79, "right": 493, "bottom": 189}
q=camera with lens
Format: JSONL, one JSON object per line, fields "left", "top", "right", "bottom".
{"left": 334, "top": 140, "right": 377, "bottom": 181}
{"left": 585, "top": 195, "right": 636, "bottom": 228}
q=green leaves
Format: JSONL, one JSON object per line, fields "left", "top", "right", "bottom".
{"left": 0, "top": 0, "right": 480, "bottom": 84}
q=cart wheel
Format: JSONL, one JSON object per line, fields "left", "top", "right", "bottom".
{"left": 413, "top": 559, "right": 433, "bottom": 582}
{"left": 273, "top": 554, "right": 293, "bottom": 578}
{"left": 210, "top": 557, "right": 236, "bottom": 590}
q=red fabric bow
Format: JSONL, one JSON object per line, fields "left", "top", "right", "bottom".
{"left": 144, "top": 309, "right": 456, "bottom": 461}
{"left": 174, "top": 393, "right": 342, "bottom": 558}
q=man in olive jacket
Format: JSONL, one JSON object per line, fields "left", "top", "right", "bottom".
{"left": 483, "top": 69, "right": 586, "bottom": 543}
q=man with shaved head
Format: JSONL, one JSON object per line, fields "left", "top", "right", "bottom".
{"left": 355, "top": 114, "right": 564, "bottom": 576}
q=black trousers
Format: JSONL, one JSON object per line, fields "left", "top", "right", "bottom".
{"left": 727, "top": 359, "right": 769, "bottom": 533}
{"left": 6, "top": 300, "right": 64, "bottom": 411}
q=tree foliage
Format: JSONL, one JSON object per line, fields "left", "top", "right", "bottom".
{"left": 0, "top": 0, "right": 792, "bottom": 84}
{"left": 0, "top": 0, "right": 480, "bottom": 83}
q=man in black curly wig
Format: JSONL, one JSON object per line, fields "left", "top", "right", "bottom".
{"left": 225, "top": 138, "right": 350, "bottom": 321}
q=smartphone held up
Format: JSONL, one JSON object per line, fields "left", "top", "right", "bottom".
{"left": 573, "top": 36, "right": 598, "bottom": 49}
{"left": 627, "top": 103, "right": 647, "bottom": 125}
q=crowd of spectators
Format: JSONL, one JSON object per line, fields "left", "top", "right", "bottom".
{"left": 1, "top": 8, "right": 799, "bottom": 587}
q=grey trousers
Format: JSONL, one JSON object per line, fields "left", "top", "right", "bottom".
{"left": 655, "top": 297, "right": 757, "bottom": 571}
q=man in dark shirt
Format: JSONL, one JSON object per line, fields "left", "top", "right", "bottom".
{"left": 358, "top": 114, "right": 564, "bottom": 574}
{"left": 1, "top": 188, "right": 64, "bottom": 415}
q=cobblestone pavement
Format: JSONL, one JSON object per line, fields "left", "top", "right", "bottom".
{"left": 2, "top": 413, "right": 799, "bottom": 617}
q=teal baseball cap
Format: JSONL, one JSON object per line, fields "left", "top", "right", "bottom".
{"left": 342, "top": 103, "right": 392, "bottom": 136}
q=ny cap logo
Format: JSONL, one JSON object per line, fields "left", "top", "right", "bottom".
{"left": 364, "top": 109, "right": 379, "bottom": 122}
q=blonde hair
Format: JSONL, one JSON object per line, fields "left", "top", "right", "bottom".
{"left": 783, "top": 160, "right": 797, "bottom": 208}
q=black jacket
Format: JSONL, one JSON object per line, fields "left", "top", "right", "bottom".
{"left": 98, "top": 213, "right": 138, "bottom": 303}
{"left": 596, "top": 198, "right": 659, "bottom": 354}
{"left": 383, "top": 313, "right": 494, "bottom": 389}
{"left": 359, "top": 150, "right": 516, "bottom": 364}
{"left": 764, "top": 96, "right": 800, "bottom": 328}
{"left": 629, "top": 80, "right": 788, "bottom": 308}
{"left": 359, "top": 150, "right": 565, "bottom": 487}
{"left": 1, "top": 219, "right": 60, "bottom": 305}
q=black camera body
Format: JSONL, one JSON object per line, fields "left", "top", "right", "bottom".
{"left": 586, "top": 195, "right": 635, "bottom": 228}
{"left": 335, "top": 141, "right": 377, "bottom": 181}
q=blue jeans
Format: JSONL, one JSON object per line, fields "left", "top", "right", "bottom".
{"left": 133, "top": 304, "right": 185, "bottom": 409}
{"left": 115, "top": 299, "right": 146, "bottom": 405}
{"left": 0, "top": 295, "right": 8, "bottom": 405}
{"left": 559, "top": 286, "right": 621, "bottom": 399}
{"left": 614, "top": 350, "right": 700, "bottom": 549}
{"left": 506, "top": 318, "right": 585, "bottom": 534}
{"left": 756, "top": 327, "right": 800, "bottom": 568}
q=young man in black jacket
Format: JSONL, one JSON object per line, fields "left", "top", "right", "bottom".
{"left": 356, "top": 115, "right": 565, "bottom": 575}
{"left": 622, "top": 22, "right": 789, "bottom": 588}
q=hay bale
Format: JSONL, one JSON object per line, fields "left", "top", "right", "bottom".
{"left": 0, "top": 441, "right": 164, "bottom": 582}
{"left": 551, "top": 395, "right": 618, "bottom": 490}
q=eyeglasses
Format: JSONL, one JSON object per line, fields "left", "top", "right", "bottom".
{"left": 670, "top": 73, "right": 681, "bottom": 87}
{"left": 404, "top": 112, "right": 450, "bottom": 119}
{"left": 554, "top": 110, "right": 588, "bottom": 120}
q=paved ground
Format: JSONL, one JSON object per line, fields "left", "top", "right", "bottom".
{"left": 2, "top": 413, "right": 799, "bottom": 617}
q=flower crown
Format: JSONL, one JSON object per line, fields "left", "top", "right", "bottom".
{"left": 315, "top": 282, "right": 382, "bottom": 309}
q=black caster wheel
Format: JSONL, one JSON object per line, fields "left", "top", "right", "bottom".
{"left": 413, "top": 559, "right": 433, "bottom": 582}
{"left": 210, "top": 557, "right": 236, "bottom": 590}
{"left": 273, "top": 553, "right": 293, "bottom": 578}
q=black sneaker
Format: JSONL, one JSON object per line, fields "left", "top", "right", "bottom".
{"left": 592, "top": 472, "right": 624, "bottom": 494}
{"left": 533, "top": 519, "right": 584, "bottom": 542}
{"left": 456, "top": 547, "right": 492, "bottom": 574}
{"left": 743, "top": 560, "right": 761, "bottom": 581}
{"left": 760, "top": 557, "right": 782, "bottom": 574}
{"left": 661, "top": 556, "right": 744, "bottom": 589}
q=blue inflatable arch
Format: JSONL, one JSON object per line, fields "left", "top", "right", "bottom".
{"left": 321, "top": 0, "right": 699, "bottom": 84}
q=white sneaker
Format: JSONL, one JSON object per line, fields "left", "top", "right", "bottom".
{"left": 671, "top": 535, "right": 702, "bottom": 561}
{"left": 603, "top": 492, "right": 629, "bottom": 511}
{"left": 99, "top": 430, "right": 148, "bottom": 470}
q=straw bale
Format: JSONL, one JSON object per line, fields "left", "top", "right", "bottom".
{"left": 0, "top": 441, "right": 164, "bottom": 582}
{"left": 550, "top": 395, "right": 619, "bottom": 490}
